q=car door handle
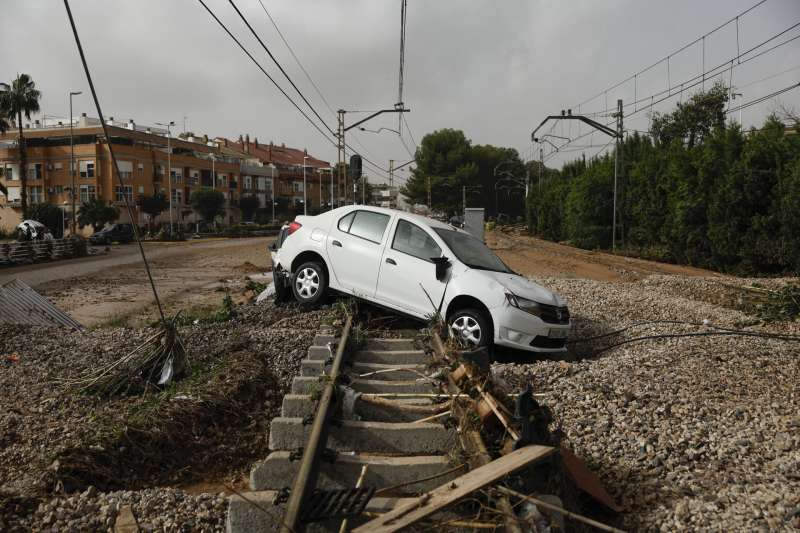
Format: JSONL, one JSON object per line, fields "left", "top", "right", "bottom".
{"left": 332, "top": 240, "right": 342, "bottom": 247}
{"left": 385, "top": 258, "right": 396, "bottom": 265}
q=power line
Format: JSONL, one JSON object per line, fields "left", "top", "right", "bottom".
{"left": 737, "top": 63, "right": 800, "bottom": 90}
{"left": 255, "top": 0, "right": 336, "bottom": 117}
{"left": 572, "top": 0, "right": 769, "bottom": 110}
{"left": 196, "top": 0, "right": 337, "bottom": 149}
{"left": 226, "top": 0, "right": 335, "bottom": 137}
{"left": 726, "top": 81, "right": 800, "bottom": 114}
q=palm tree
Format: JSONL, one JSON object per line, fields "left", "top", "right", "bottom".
{"left": 0, "top": 93, "right": 9, "bottom": 198}
{"left": 0, "top": 75, "right": 42, "bottom": 216}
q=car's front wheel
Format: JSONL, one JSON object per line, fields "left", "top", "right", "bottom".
{"left": 291, "top": 262, "right": 327, "bottom": 306}
{"left": 448, "top": 308, "right": 491, "bottom": 349}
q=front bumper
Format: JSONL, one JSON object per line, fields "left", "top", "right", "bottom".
{"left": 490, "top": 304, "right": 571, "bottom": 353}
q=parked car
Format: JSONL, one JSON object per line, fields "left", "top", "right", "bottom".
{"left": 16, "top": 220, "right": 48, "bottom": 241}
{"left": 89, "top": 223, "right": 135, "bottom": 245}
{"left": 271, "top": 206, "right": 570, "bottom": 353}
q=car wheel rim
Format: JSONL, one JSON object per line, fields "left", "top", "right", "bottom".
{"left": 295, "top": 268, "right": 320, "bottom": 299}
{"left": 450, "top": 315, "right": 481, "bottom": 346}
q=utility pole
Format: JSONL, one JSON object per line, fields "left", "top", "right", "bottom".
{"left": 68, "top": 90, "right": 81, "bottom": 236}
{"left": 389, "top": 159, "right": 394, "bottom": 189}
{"left": 318, "top": 169, "right": 322, "bottom": 212}
{"left": 612, "top": 99, "right": 623, "bottom": 253}
{"left": 337, "top": 110, "right": 346, "bottom": 208}
{"left": 157, "top": 120, "right": 176, "bottom": 235}
{"left": 362, "top": 175, "right": 366, "bottom": 205}
{"left": 462, "top": 186, "right": 466, "bottom": 214}
{"left": 303, "top": 155, "right": 308, "bottom": 215}
{"left": 427, "top": 176, "right": 431, "bottom": 211}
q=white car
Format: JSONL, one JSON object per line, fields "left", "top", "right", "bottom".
{"left": 271, "top": 206, "right": 570, "bottom": 353}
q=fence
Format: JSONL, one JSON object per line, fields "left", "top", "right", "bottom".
{"left": 0, "top": 238, "right": 88, "bottom": 267}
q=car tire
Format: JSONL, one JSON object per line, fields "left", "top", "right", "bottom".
{"left": 273, "top": 269, "right": 292, "bottom": 304}
{"left": 291, "top": 262, "right": 327, "bottom": 307}
{"left": 447, "top": 308, "right": 491, "bottom": 349}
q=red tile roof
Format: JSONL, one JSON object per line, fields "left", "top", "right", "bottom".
{"left": 228, "top": 138, "right": 330, "bottom": 169}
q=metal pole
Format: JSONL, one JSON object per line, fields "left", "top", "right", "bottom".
{"left": 319, "top": 169, "right": 322, "bottom": 212}
{"left": 362, "top": 174, "right": 366, "bottom": 205}
{"left": 271, "top": 174, "right": 275, "bottom": 223}
{"left": 303, "top": 155, "right": 308, "bottom": 215}
{"left": 462, "top": 186, "right": 466, "bottom": 215}
{"left": 389, "top": 159, "right": 394, "bottom": 189}
{"left": 69, "top": 91, "right": 81, "bottom": 235}
{"left": 167, "top": 125, "right": 173, "bottom": 235}
{"left": 612, "top": 99, "right": 623, "bottom": 253}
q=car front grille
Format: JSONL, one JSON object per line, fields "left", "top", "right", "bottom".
{"left": 539, "top": 304, "right": 570, "bottom": 325}
{"left": 530, "top": 336, "right": 567, "bottom": 349}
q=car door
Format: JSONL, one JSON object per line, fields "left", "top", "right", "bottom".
{"left": 326, "top": 209, "right": 392, "bottom": 298}
{"left": 376, "top": 218, "right": 446, "bottom": 318}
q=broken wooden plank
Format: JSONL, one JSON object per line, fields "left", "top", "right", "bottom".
{"left": 352, "top": 444, "right": 556, "bottom": 533}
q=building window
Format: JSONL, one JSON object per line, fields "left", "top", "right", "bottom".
{"left": 218, "top": 174, "right": 227, "bottom": 188}
{"left": 170, "top": 168, "right": 183, "bottom": 184}
{"left": 80, "top": 185, "right": 96, "bottom": 203}
{"left": 79, "top": 160, "right": 95, "bottom": 178}
{"left": 244, "top": 175, "right": 252, "bottom": 189}
{"left": 293, "top": 181, "right": 304, "bottom": 193}
{"left": 138, "top": 163, "right": 144, "bottom": 172}
{"left": 171, "top": 189, "right": 183, "bottom": 206}
{"left": 29, "top": 186, "right": 44, "bottom": 204}
{"left": 155, "top": 164, "right": 165, "bottom": 178}
{"left": 28, "top": 163, "right": 42, "bottom": 179}
{"left": 54, "top": 162, "right": 63, "bottom": 170}
{"left": 115, "top": 185, "right": 133, "bottom": 203}
{"left": 118, "top": 160, "right": 133, "bottom": 179}
{"left": 55, "top": 185, "right": 64, "bottom": 194}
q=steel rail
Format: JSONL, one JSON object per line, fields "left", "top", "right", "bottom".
{"left": 281, "top": 314, "right": 353, "bottom": 533}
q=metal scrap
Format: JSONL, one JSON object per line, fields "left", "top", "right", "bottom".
{"left": 0, "top": 279, "right": 83, "bottom": 331}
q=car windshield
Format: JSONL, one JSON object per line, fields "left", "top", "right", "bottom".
{"left": 433, "top": 228, "right": 511, "bottom": 273}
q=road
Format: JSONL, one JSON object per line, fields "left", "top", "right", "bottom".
{"left": 1, "top": 237, "right": 273, "bottom": 327}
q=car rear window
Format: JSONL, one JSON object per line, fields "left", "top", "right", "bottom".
{"left": 346, "top": 211, "right": 390, "bottom": 243}
{"left": 338, "top": 212, "right": 355, "bottom": 232}
{"left": 392, "top": 220, "right": 441, "bottom": 262}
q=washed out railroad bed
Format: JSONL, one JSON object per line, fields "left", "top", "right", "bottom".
{"left": 0, "top": 299, "right": 333, "bottom": 532}
{"left": 493, "top": 275, "right": 800, "bottom": 531}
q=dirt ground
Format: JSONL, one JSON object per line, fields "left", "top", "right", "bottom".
{"left": 486, "top": 227, "right": 722, "bottom": 282}
{"left": 29, "top": 237, "right": 274, "bottom": 327}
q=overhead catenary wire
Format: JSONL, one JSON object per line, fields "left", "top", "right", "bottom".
{"left": 572, "top": 0, "right": 770, "bottom": 110}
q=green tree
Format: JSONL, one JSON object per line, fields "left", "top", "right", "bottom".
{"left": 137, "top": 192, "right": 169, "bottom": 229}
{"left": 190, "top": 189, "right": 225, "bottom": 225}
{"left": 651, "top": 81, "right": 727, "bottom": 149}
{"left": 78, "top": 198, "right": 120, "bottom": 232}
{"left": 238, "top": 194, "right": 260, "bottom": 221}
{"left": 26, "top": 203, "right": 65, "bottom": 238}
{"left": 400, "top": 128, "right": 476, "bottom": 214}
{"left": 0, "top": 74, "right": 42, "bottom": 216}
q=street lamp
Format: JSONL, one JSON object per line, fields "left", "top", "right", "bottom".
{"left": 68, "top": 90, "right": 82, "bottom": 236}
{"left": 155, "top": 121, "right": 175, "bottom": 235}
{"left": 303, "top": 155, "right": 308, "bottom": 215}
{"left": 358, "top": 127, "right": 400, "bottom": 135}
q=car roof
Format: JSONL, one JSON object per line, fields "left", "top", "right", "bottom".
{"left": 332, "top": 205, "right": 458, "bottom": 232}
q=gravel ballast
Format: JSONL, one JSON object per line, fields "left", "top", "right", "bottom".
{"left": 0, "top": 298, "right": 333, "bottom": 532}
{"left": 493, "top": 275, "right": 800, "bottom": 531}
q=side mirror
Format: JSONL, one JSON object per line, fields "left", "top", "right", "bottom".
{"left": 431, "top": 256, "right": 451, "bottom": 281}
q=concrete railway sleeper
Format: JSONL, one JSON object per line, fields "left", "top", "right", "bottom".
{"left": 227, "top": 317, "right": 621, "bottom": 532}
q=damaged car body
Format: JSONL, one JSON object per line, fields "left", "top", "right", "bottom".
{"left": 271, "top": 206, "right": 570, "bottom": 353}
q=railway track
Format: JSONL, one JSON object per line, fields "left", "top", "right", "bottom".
{"left": 227, "top": 314, "right": 621, "bottom": 532}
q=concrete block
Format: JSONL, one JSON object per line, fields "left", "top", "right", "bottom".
{"left": 268, "top": 418, "right": 453, "bottom": 454}
{"left": 307, "top": 345, "right": 333, "bottom": 360}
{"left": 350, "top": 379, "right": 437, "bottom": 394}
{"left": 291, "top": 376, "right": 326, "bottom": 395}
{"left": 227, "top": 491, "right": 414, "bottom": 533}
{"left": 364, "top": 338, "right": 418, "bottom": 351}
{"left": 300, "top": 359, "right": 327, "bottom": 377}
{"left": 250, "top": 451, "right": 457, "bottom": 493}
{"left": 349, "top": 361, "right": 428, "bottom": 381}
{"left": 281, "top": 394, "right": 440, "bottom": 422}
{"left": 352, "top": 350, "right": 428, "bottom": 364}
{"left": 313, "top": 334, "right": 335, "bottom": 346}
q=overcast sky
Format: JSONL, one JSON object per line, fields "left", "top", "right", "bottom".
{"left": 2, "top": 0, "right": 799, "bottom": 182}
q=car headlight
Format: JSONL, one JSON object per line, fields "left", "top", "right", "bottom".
{"left": 505, "top": 293, "right": 544, "bottom": 317}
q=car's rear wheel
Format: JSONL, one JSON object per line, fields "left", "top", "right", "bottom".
{"left": 291, "top": 262, "right": 327, "bottom": 306}
{"left": 448, "top": 308, "right": 491, "bottom": 349}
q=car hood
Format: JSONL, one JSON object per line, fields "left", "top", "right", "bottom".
{"left": 477, "top": 270, "right": 566, "bottom": 307}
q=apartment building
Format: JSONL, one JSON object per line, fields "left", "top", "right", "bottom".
{"left": 228, "top": 135, "right": 335, "bottom": 214}
{"left": 0, "top": 116, "right": 243, "bottom": 234}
